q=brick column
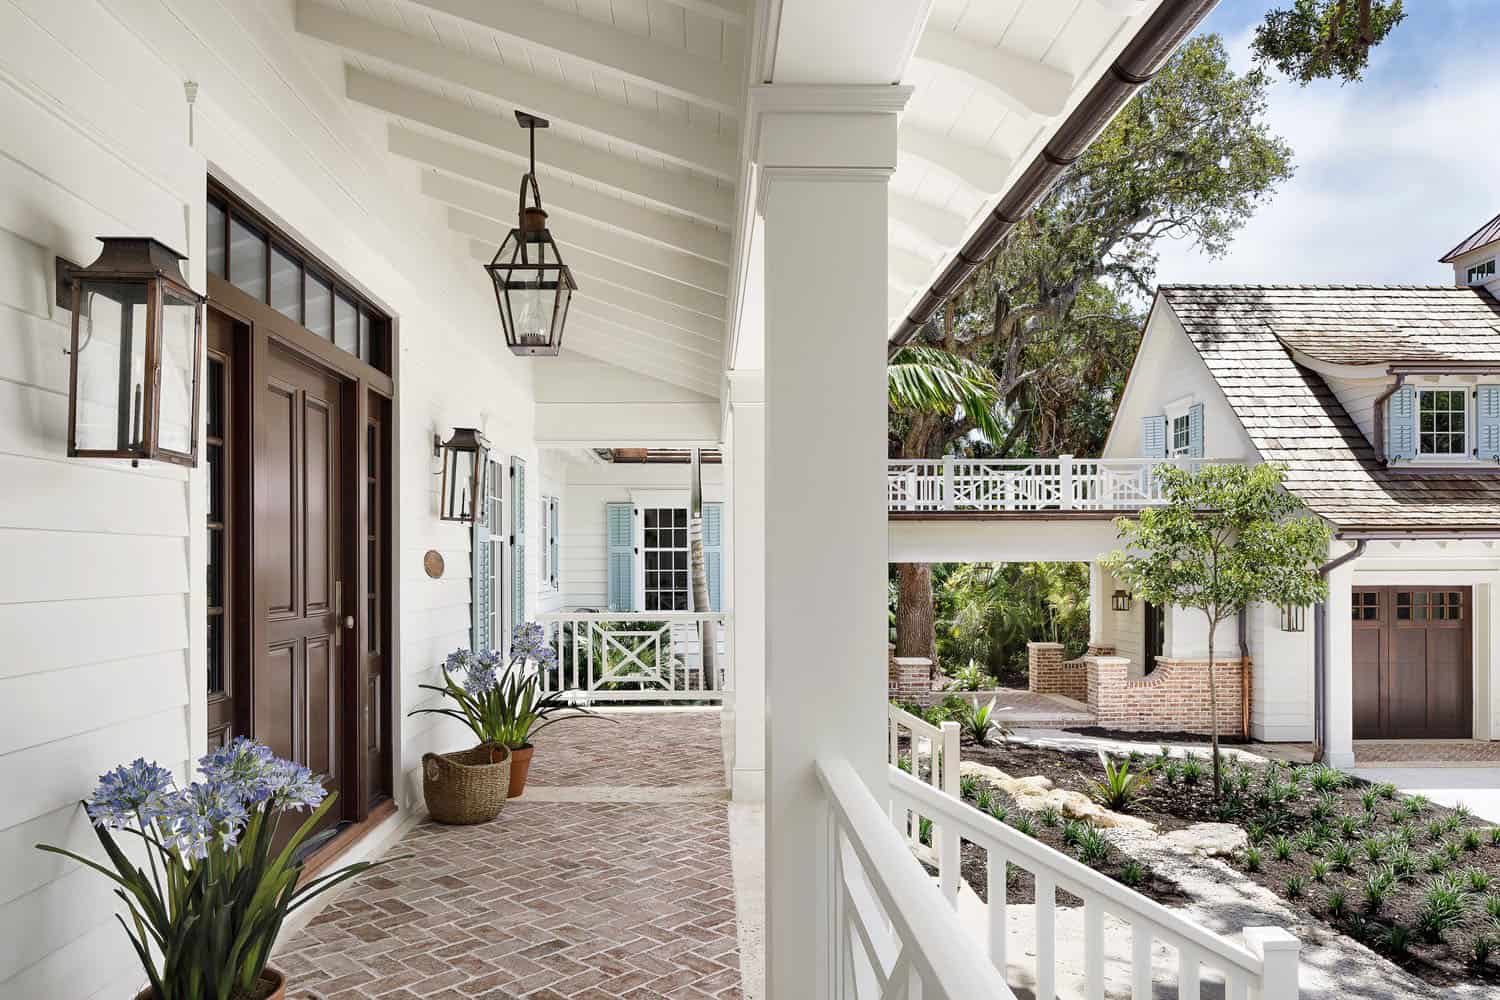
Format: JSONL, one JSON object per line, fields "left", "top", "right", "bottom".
{"left": 1028, "top": 642, "right": 1064, "bottom": 693}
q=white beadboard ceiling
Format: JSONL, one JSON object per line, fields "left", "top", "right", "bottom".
{"left": 294, "top": 0, "right": 1168, "bottom": 395}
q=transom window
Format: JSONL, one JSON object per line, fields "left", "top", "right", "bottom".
{"left": 1468, "top": 258, "right": 1497, "bottom": 285}
{"left": 642, "top": 507, "right": 690, "bottom": 611}
{"left": 1417, "top": 388, "right": 1467, "bottom": 456}
{"left": 1352, "top": 591, "right": 1379, "bottom": 621}
{"left": 1395, "top": 591, "right": 1463, "bottom": 622}
{"left": 1170, "top": 414, "right": 1191, "bottom": 456}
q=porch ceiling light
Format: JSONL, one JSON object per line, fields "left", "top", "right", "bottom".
{"left": 484, "top": 111, "right": 577, "bottom": 357}
{"left": 62, "top": 238, "right": 205, "bottom": 467}
{"left": 438, "top": 427, "right": 490, "bottom": 523}
{"left": 1111, "top": 590, "right": 1132, "bottom": 612}
{"left": 1281, "top": 603, "right": 1306, "bottom": 632}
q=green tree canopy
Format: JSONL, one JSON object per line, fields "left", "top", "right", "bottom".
{"left": 1253, "top": 0, "right": 1406, "bottom": 85}
{"left": 1103, "top": 464, "right": 1331, "bottom": 794}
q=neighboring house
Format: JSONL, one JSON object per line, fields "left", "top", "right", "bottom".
{"left": 1096, "top": 213, "right": 1500, "bottom": 764}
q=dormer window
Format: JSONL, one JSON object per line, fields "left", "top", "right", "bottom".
{"left": 1467, "top": 259, "right": 1496, "bottom": 285}
{"left": 1417, "top": 388, "right": 1467, "bottom": 456}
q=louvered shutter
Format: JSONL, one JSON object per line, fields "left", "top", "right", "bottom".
{"left": 471, "top": 493, "right": 491, "bottom": 652}
{"left": 1187, "top": 403, "right": 1205, "bottom": 458}
{"left": 1387, "top": 385, "right": 1416, "bottom": 462}
{"left": 1477, "top": 386, "right": 1500, "bottom": 460}
{"left": 510, "top": 457, "right": 526, "bottom": 628}
{"left": 703, "top": 502, "right": 723, "bottom": 613}
{"left": 1141, "top": 415, "right": 1167, "bottom": 459}
{"left": 548, "top": 497, "right": 561, "bottom": 588}
{"left": 606, "top": 503, "right": 635, "bottom": 612}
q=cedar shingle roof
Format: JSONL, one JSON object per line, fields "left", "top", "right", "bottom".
{"left": 1440, "top": 211, "right": 1500, "bottom": 263}
{"left": 1160, "top": 284, "right": 1500, "bottom": 532}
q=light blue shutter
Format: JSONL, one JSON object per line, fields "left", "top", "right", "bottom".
{"left": 548, "top": 497, "right": 561, "bottom": 588}
{"left": 1387, "top": 385, "right": 1416, "bottom": 462}
{"left": 1477, "top": 386, "right": 1500, "bottom": 461}
{"left": 606, "top": 503, "right": 635, "bottom": 612}
{"left": 1141, "top": 415, "right": 1167, "bottom": 459}
{"left": 1187, "top": 403, "right": 1204, "bottom": 458}
{"left": 510, "top": 457, "right": 526, "bottom": 628}
{"left": 703, "top": 503, "right": 723, "bottom": 613}
{"left": 471, "top": 494, "right": 491, "bottom": 652}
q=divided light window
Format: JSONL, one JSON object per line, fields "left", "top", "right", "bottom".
{"left": 205, "top": 182, "right": 390, "bottom": 372}
{"left": 1468, "top": 259, "right": 1496, "bottom": 285}
{"left": 1170, "top": 414, "right": 1191, "bottom": 456}
{"left": 642, "top": 507, "right": 690, "bottom": 612}
{"left": 1417, "top": 388, "right": 1466, "bottom": 456}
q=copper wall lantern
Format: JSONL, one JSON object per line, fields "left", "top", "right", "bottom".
{"left": 62, "top": 238, "right": 205, "bottom": 466}
{"left": 1281, "top": 603, "right": 1306, "bottom": 632}
{"left": 484, "top": 111, "right": 577, "bottom": 357}
{"left": 1111, "top": 590, "right": 1133, "bottom": 612}
{"left": 437, "top": 427, "right": 490, "bottom": 523}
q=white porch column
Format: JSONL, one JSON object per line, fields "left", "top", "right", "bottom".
{"left": 757, "top": 85, "right": 908, "bottom": 998}
{"left": 1088, "top": 561, "right": 1106, "bottom": 648}
{"left": 1324, "top": 550, "right": 1356, "bottom": 769}
{"left": 729, "top": 371, "right": 766, "bottom": 801}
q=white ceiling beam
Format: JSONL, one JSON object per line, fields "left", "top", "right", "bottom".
{"left": 414, "top": 155, "right": 730, "bottom": 264}
{"left": 298, "top": 3, "right": 738, "bottom": 179}
{"left": 374, "top": 102, "right": 730, "bottom": 227}
{"left": 567, "top": 303, "right": 722, "bottom": 367}
{"left": 898, "top": 121, "right": 1014, "bottom": 195}
{"left": 448, "top": 211, "right": 721, "bottom": 342}
{"left": 914, "top": 31, "right": 1074, "bottom": 118}
{"left": 889, "top": 194, "right": 971, "bottom": 249}
{"left": 405, "top": 0, "right": 740, "bottom": 114}
{"left": 449, "top": 206, "right": 726, "bottom": 295}
{"left": 563, "top": 331, "right": 720, "bottom": 396}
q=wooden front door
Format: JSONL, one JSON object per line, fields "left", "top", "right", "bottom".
{"left": 1351, "top": 586, "right": 1472, "bottom": 740}
{"left": 256, "top": 341, "right": 349, "bottom": 809}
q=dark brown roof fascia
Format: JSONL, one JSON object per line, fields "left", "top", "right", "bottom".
{"left": 1336, "top": 528, "right": 1500, "bottom": 540}
{"left": 888, "top": 0, "right": 1221, "bottom": 357}
{"left": 1388, "top": 362, "right": 1500, "bottom": 375}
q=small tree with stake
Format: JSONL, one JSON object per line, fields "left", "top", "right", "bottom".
{"left": 1103, "top": 464, "right": 1330, "bottom": 798}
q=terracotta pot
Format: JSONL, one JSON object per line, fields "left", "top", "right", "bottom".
{"left": 136, "top": 967, "right": 285, "bottom": 1000}
{"left": 507, "top": 744, "right": 534, "bottom": 798}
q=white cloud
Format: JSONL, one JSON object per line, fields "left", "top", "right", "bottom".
{"left": 1153, "top": 36, "right": 1500, "bottom": 289}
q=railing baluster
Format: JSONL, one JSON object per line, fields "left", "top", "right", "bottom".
{"left": 1179, "top": 943, "right": 1202, "bottom": 1000}
{"left": 1083, "top": 893, "right": 1104, "bottom": 999}
{"left": 1036, "top": 872, "right": 1055, "bottom": 1000}
{"left": 1131, "top": 923, "right": 1153, "bottom": 999}
{"left": 1226, "top": 969, "right": 1249, "bottom": 1000}
{"left": 987, "top": 848, "right": 1007, "bottom": 979}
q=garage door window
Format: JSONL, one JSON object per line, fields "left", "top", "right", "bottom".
{"left": 1395, "top": 590, "right": 1463, "bottom": 622}
{"left": 1353, "top": 591, "right": 1379, "bottom": 621}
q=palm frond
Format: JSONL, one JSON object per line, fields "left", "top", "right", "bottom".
{"left": 888, "top": 345, "right": 1006, "bottom": 443}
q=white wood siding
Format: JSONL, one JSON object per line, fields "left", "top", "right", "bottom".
{"left": 1322, "top": 373, "right": 1387, "bottom": 449}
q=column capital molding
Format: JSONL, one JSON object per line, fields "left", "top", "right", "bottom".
{"left": 748, "top": 83, "right": 914, "bottom": 117}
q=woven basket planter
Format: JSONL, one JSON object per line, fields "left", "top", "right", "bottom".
{"left": 422, "top": 744, "right": 511, "bottom": 825}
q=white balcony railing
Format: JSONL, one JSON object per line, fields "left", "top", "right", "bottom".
{"left": 887, "top": 456, "right": 1221, "bottom": 513}
{"left": 883, "top": 763, "right": 1300, "bottom": 999}
{"left": 887, "top": 704, "right": 960, "bottom": 881}
{"left": 536, "top": 611, "right": 732, "bottom": 702}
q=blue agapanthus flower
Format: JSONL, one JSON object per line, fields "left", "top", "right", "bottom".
{"left": 509, "top": 623, "right": 556, "bottom": 667}
{"left": 263, "top": 759, "right": 327, "bottom": 812}
{"left": 160, "top": 780, "right": 248, "bottom": 860}
{"left": 86, "top": 758, "right": 174, "bottom": 829}
{"left": 199, "top": 737, "right": 277, "bottom": 803}
{"left": 462, "top": 650, "right": 501, "bottom": 697}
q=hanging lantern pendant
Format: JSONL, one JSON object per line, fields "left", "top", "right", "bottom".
{"left": 485, "top": 111, "right": 577, "bottom": 357}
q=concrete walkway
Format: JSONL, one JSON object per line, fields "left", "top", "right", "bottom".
{"left": 1349, "top": 765, "right": 1500, "bottom": 824}
{"left": 276, "top": 709, "right": 755, "bottom": 999}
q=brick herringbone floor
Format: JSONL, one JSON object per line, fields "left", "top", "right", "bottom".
{"left": 277, "top": 710, "right": 741, "bottom": 999}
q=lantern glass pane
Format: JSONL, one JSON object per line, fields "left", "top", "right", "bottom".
{"left": 158, "top": 289, "right": 198, "bottom": 454}
{"left": 334, "top": 293, "right": 358, "bottom": 355}
{"left": 75, "top": 280, "right": 148, "bottom": 452}
{"left": 509, "top": 283, "right": 555, "bottom": 348}
{"left": 206, "top": 201, "right": 226, "bottom": 278}
{"left": 445, "top": 447, "right": 477, "bottom": 520}
{"left": 228, "top": 217, "right": 267, "bottom": 302}
{"left": 270, "top": 245, "right": 300, "bottom": 322}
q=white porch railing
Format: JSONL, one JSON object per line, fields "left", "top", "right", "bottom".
{"left": 536, "top": 611, "right": 732, "bottom": 701}
{"left": 886, "top": 456, "right": 1221, "bottom": 513}
{"left": 883, "top": 763, "right": 1300, "bottom": 999}
{"left": 886, "top": 705, "right": 960, "bottom": 879}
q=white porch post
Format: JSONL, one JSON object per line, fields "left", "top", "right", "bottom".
{"left": 757, "top": 85, "right": 908, "bottom": 998}
{"left": 1088, "top": 561, "right": 1106, "bottom": 649}
{"left": 1324, "top": 549, "right": 1356, "bottom": 769}
{"left": 730, "top": 372, "right": 766, "bottom": 801}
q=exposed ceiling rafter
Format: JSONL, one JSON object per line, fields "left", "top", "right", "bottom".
{"left": 897, "top": 121, "right": 1014, "bottom": 196}
{"left": 297, "top": 3, "right": 738, "bottom": 179}
{"left": 889, "top": 194, "right": 971, "bottom": 250}
{"left": 913, "top": 30, "right": 1074, "bottom": 118}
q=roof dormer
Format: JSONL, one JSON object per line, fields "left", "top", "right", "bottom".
{"left": 1440, "top": 211, "right": 1500, "bottom": 294}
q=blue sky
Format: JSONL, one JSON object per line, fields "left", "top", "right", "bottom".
{"left": 1152, "top": 0, "right": 1498, "bottom": 288}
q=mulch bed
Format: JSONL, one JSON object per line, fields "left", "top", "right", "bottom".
{"left": 952, "top": 739, "right": 1500, "bottom": 988}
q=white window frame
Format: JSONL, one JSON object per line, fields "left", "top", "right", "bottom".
{"left": 540, "top": 495, "right": 560, "bottom": 591}
{"left": 1413, "top": 384, "right": 1471, "bottom": 461}
{"left": 637, "top": 505, "right": 691, "bottom": 612}
{"left": 1466, "top": 258, "right": 1496, "bottom": 285}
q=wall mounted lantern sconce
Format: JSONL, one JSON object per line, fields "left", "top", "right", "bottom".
{"left": 1111, "top": 590, "right": 1133, "bottom": 612}
{"left": 1280, "top": 603, "right": 1306, "bottom": 632}
{"left": 60, "top": 238, "right": 205, "bottom": 467}
{"left": 436, "top": 427, "right": 490, "bottom": 523}
{"left": 484, "top": 111, "right": 577, "bottom": 357}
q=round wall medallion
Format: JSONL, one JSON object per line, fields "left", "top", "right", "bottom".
{"left": 423, "top": 550, "right": 445, "bottom": 579}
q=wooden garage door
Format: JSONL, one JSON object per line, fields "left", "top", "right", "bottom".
{"left": 1351, "top": 587, "right": 1472, "bottom": 739}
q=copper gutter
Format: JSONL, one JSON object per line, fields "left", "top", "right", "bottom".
{"left": 888, "top": 0, "right": 1222, "bottom": 356}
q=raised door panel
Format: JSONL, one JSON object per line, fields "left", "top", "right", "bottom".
{"left": 263, "top": 381, "right": 297, "bottom": 617}
{"left": 306, "top": 635, "right": 335, "bottom": 778}
{"left": 258, "top": 641, "right": 298, "bottom": 762}
{"left": 1388, "top": 628, "right": 1430, "bottom": 738}
{"left": 303, "top": 396, "right": 333, "bottom": 616}
{"left": 1351, "top": 628, "right": 1384, "bottom": 739}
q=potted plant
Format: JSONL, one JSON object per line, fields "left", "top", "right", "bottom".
{"left": 36, "top": 740, "right": 383, "bottom": 1000}
{"left": 411, "top": 622, "right": 608, "bottom": 799}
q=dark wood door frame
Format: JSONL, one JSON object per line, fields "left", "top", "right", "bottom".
{"left": 1351, "top": 585, "right": 1473, "bottom": 740}
{"left": 206, "top": 275, "right": 397, "bottom": 822}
